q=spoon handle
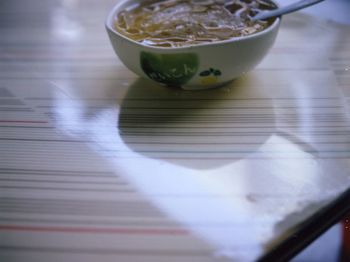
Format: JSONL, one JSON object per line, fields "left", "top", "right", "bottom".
{"left": 253, "top": 0, "right": 325, "bottom": 21}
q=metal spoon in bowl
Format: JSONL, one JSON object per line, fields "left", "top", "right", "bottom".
{"left": 253, "top": 0, "right": 325, "bottom": 21}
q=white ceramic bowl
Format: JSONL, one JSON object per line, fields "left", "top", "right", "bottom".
{"left": 106, "top": 0, "right": 281, "bottom": 90}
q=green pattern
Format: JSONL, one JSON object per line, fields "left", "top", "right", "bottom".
{"left": 140, "top": 52, "right": 199, "bottom": 86}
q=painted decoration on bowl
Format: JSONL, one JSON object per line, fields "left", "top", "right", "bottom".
{"left": 200, "top": 68, "right": 222, "bottom": 85}
{"left": 140, "top": 51, "right": 199, "bottom": 86}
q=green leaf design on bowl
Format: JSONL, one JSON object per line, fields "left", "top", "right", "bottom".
{"left": 200, "top": 70, "right": 210, "bottom": 77}
{"left": 140, "top": 52, "right": 199, "bottom": 86}
{"left": 200, "top": 68, "right": 222, "bottom": 77}
{"left": 214, "top": 70, "right": 221, "bottom": 76}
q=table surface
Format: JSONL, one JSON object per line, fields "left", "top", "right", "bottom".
{"left": 1, "top": 1, "right": 350, "bottom": 261}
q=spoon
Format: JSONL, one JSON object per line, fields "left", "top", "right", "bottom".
{"left": 253, "top": 0, "right": 325, "bottom": 21}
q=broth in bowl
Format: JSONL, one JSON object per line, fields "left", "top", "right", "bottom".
{"left": 114, "top": 0, "right": 277, "bottom": 47}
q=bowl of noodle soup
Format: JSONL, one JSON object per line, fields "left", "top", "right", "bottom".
{"left": 106, "top": 0, "right": 280, "bottom": 90}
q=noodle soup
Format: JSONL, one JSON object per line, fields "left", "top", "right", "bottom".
{"left": 114, "top": 0, "right": 277, "bottom": 47}
{"left": 106, "top": 0, "right": 280, "bottom": 89}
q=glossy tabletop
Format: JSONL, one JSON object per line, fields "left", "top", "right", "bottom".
{"left": 1, "top": 0, "right": 350, "bottom": 261}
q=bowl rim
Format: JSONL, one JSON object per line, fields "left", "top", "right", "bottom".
{"left": 105, "top": 0, "right": 281, "bottom": 51}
